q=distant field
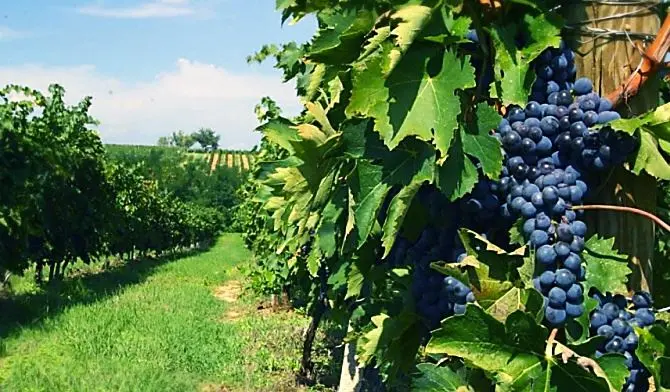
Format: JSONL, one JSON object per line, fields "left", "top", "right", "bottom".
{"left": 105, "top": 144, "right": 256, "bottom": 173}
{"left": 187, "top": 150, "right": 256, "bottom": 173}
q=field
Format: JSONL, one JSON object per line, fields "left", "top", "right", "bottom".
{"left": 0, "top": 234, "right": 329, "bottom": 392}
{"left": 105, "top": 144, "right": 256, "bottom": 173}
{"left": 187, "top": 150, "right": 256, "bottom": 172}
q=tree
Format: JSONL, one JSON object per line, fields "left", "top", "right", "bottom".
{"left": 191, "top": 128, "right": 220, "bottom": 150}
{"left": 171, "top": 130, "right": 194, "bottom": 149}
{"left": 157, "top": 136, "right": 170, "bottom": 146}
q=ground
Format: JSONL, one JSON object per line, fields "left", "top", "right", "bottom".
{"left": 0, "top": 234, "right": 332, "bottom": 392}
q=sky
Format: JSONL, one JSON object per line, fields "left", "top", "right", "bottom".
{"left": 0, "top": 0, "right": 316, "bottom": 149}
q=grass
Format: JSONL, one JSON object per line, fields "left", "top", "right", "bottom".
{"left": 0, "top": 234, "right": 321, "bottom": 392}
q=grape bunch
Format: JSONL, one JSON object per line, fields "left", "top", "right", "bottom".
{"left": 493, "top": 46, "right": 638, "bottom": 326}
{"left": 412, "top": 267, "right": 476, "bottom": 329}
{"left": 530, "top": 41, "right": 577, "bottom": 104}
{"left": 460, "top": 179, "right": 502, "bottom": 232}
{"left": 589, "top": 291, "right": 655, "bottom": 391}
{"left": 382, "top": 186, "right": 478, "bottom": 328}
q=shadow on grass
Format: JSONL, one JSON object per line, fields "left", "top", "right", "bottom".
{"left": 0, "top": 246, "right": 211, "bottom": 340}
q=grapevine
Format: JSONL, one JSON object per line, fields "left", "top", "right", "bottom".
{"left": 0, "top": 85, "right": 223, "bottom": 282}
{"left": 234, "top": 1, "right": 670, "bottom": 390}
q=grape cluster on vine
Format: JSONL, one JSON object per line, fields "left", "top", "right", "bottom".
{"left": 589, "top": 291, "right": 656, "bottom": 391}
{"left": 491, "top": 45, "right": 638, "bottom": 327}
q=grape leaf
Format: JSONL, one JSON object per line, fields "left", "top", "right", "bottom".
{"left": 381, "top": 180, "right": 424, "bottom": 257}
{"left": 596, "top": 355, "right": 630, "bottom": 392}
{"left": 413, "top": 363, "right": 473, "bottom": 392}
{"left": 346, "top": 138, "right": 436, "bottom": 249}
{"left": 386, "top": 47, "right": 476, "bottom": 155}
{"left": 599, "top": 103, "right": 670, "bottom": 180}
{"left": 565, "top": 296, "right": 600, "bottom": 344}
{"left": 347, "top": 42, "right": 395, "bottom": 141}
{"left": 435, "top": 134, "right": 478, "bottom": 200}
{"left": 632, "top": 132, "right": 670, "bottom": 180}
{"left": 358, "top": 311, "right": 424, "bottom": 379}
{"left": 257, "top": 118, "right": 301, "bottom": 153}
{"left": 489, "top": 14, "right": 562, "bottom": 106}
{"left": 582, "top": 235, "right": 631, "bottom": 295}
{"left": 461, "top": 103, "right": 503, "bottom": 179}
{"left": 605, "top": 102, "right": 670, "bottom": 142}
{"left": 426, "top": 307, "right": 546, "bottom": 381}
{"left": 636, "top": 324, "right": 670, "bottom": 391}
{"left": 389, "top": 4, "right": 436, "bottom": 65}
{"left": 308, "top": 9, "right": 376, "bottom": 64}
{"left": 454, "top": 229, "right": 526, "bottom": 307}
{"left": 427, "top": 307, "right": 624, "bottom": 391}
{"left": 509, "top": 217, "right": 526, "bottom": 246}
{"left": 485, "top": 287, "right": 544, "bottom": 323}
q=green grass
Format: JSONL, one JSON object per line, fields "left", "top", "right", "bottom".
{"left": 0, "top": 234, "right": 313, "bottom": 392}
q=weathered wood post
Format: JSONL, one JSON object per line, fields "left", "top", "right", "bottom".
{"left": 564, "top": 1, "right": 661, "bottom": 292}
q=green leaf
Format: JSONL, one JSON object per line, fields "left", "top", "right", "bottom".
{"left": 509, "top": 218, "right": 526, "bottom": 247}
{"left": 413, "top": 363, "right": 473, "bottom": 392}
{"left": 582, "top": 235, "right": 631, "bottom": 295}
{"left": 461, "top": 103, "right": 503, "bottom": 179}
{"left": 489, "top": 14, "right": 562, "bottom": 106}
{"left": 596, "top": 354, "right": 630, "bottom": 392}
{"left": 347, "top": 138, "right": 435, "bottom": 249}
{"left": 345, "top": 261, "right": 364, "bottom": 299}
{"left": 632, "top": 132, "right": 670, "bottom": 180}
{"left": 566, "top": 296, "right": 600, "bottom": 344}
{"left": 308, "top": 9, "right": 376, "bottom": 64}
{"left": 606, "top": 102, "right": 670, "bottom": 142}
{"left": 386, "top": 48, "right": 476, "bottom": 156}
{"left": 317, "top": 185, "right": 346, "bottom": 258}
{"left": 426, "top": 308, "right": 546, "bottom": 385}
{"left": 358, "top": 311, "right": 424, "bottom": 379}
{"left": 347, "top": 160, "right": 391, "bottom": 248}
{"left": 388, "top": 4, "right": 436, "bottom": 67}
{"left": 381, "top": 181, "right": 424, "bottom": 257}
{"left": 347, "top": 49, "right": 394, "bottom": 141}
{"left": 601, "top": 103, "right": 670, "bottom": 180}
{"left": 427, "top": 307, "right": 620, "bottom": 390}
{"left": 636, "top": 324, "right": 670, "bottom": 391}
{"left": 455, "top": 229, "right": 526, "bottom": 308}
{"left": 435, "top": 134, "right": 478, "bottom": 201}
{"left": 485, "top": 287, "right": 545, "bottom": 323}
{"left": 257, "top": 118, "right": 301, "bottom": 153}
{"left": 347, "top": 44, "right": 476, "bottom": 157}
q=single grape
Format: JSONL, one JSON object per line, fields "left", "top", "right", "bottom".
{"left": 536, "top": 245, "right": 557, "bottom": 265}
{"left": 539, "top": 270, "right": 555, "bottom": 287}
{"left": 631, "top": 292, "right": 652, "bottom": 309}
{"left": 635, "top": 308, "right": 655, "bottom": 326}
{"left": 566, "top": 302, "right": 584, "bottom": 317}
{"left": 566, "top": 283, "right": 583, "bottom": 303}
{"left": 564, "top": 253, "right": 581, "bottom": 273}
{"left": 590, "top": 311, "right": 608, "bottom": 329}
{"left": 546, "top": 306, "right": 567, "bottom": 326}
{"left": 573, "top": 77, "right": 593, "bottom": 95}
{"left": 530, "top": 230, "right": 549, "bottom": 247}
{"left": 597, "top": 324, "right": 615, "bottom": 339}
{"left": 555, "top": 269, "right": 575, "bottom": 290}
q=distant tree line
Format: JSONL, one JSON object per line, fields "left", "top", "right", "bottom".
{"left": 157, "top": 128, "right": 220, "bottom": 151}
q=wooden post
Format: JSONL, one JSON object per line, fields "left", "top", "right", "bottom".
{"left": 563, "top": 2, "right": 660, "bottom": 292}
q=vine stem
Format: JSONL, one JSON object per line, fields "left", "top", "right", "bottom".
{"left": 606, "top": 13, "right": 670, "bottom": 106}
{"left": 546, "top": 328, "right": 558, "bottom": 357}
{"left": 570, "top": 204, "right": 670, "bottom": 232}
{"left": 657, "top": 305, "right": 670, "bottom": 313}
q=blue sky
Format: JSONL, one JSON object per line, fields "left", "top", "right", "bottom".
{"left": 0, "top": 1, "right": 316, "bottom": 148}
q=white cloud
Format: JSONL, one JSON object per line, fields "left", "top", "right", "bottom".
{"left": 0, "top": 26, "right": 28, "bottom": 41}
{"left": 0, "top": 60, "right": 303, "bottom": 149}
{"left": 77, "top": 0, "right": 197, "bottom": 19}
